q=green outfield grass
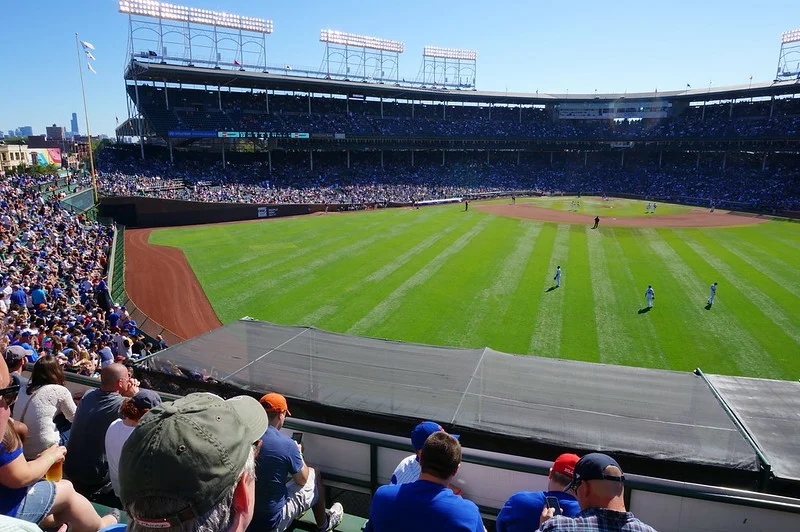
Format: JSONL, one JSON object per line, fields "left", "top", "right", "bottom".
{"left": 149, "top": 204, "right": 800, "bottom": 380}
{"left": 506, "top": 196, "right": 696, "bottom": 216}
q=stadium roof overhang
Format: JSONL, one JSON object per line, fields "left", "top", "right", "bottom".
{"left": 125, "top": 60, "right": 800, "bottom": 105}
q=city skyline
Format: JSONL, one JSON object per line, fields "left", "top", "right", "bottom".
{"left": 0, "top": 0, "right": 798, "bottom": 136}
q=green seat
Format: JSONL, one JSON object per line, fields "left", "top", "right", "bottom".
{"left": 293, "top": 510, "right": 368, "bottom": 532}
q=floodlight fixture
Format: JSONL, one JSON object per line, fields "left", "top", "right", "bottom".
{"left": 782, "top": 28, "right": 800, "bottom": 44}
{"left": 320, "top": 29, "right": 404, "bottom": 53}
{"left": 119, "top": 0, "right": 273, "bottom": 33}
{"left": 423, "top": 46, "right": 477, "bottom": 61}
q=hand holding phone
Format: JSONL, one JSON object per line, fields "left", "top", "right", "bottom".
{"left": 545, "top": 496, "right": 562, "bottom": 516}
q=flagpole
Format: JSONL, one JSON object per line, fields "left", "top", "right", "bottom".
{"left": 76, "top": 33, "right": 98, "bottom": 203}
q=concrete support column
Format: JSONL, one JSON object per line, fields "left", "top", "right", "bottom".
{"left": 310, "top": 150, "right": 313, "bottom": 171}
{"left": 347, "top": 150, "right": 350, "bottom": 169}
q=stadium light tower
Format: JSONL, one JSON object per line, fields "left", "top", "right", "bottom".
{"left": 422, "top": 46, "right": 477, "bottom": 89}
{"left": 775, "top": 28, "right": 800, "bottom": 81}
{"left": 119, "top": 0, "right": 273, "bottom": 71}
{"left": 319, "top": 29, "right": 404, "bottom": 83}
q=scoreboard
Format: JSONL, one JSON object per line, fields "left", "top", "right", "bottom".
{"left": 217, "top": 131, "right": 310, "bottom": 139}
{"left": 167, "top": 130, "right": 310, "bottom": 139}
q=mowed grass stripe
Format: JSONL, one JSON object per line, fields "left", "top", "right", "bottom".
{"left": 601, "top": 228, "right": 669, "bottom": 369}
{"left": 291, "top": 213, "right": 474, "bottom": 326}
{"left": 490, "top": 223, "right": 558, "bottom": 355}
{"left": 710, "top": 231, "right": 800, "bottom": 298}
{"left": 733, "top": 222, "right": 800, "bottom": 252}
{"left": 220, "top": 210, "right": 440, "bottom": 312}
{"left": 346, "top": 216, "right": 492, "bottom": 336}
{"left": 440, "top": 220, "right": 542, "bottom": 348}
{"left": 585, "top": 226, "right": 639, "bottom": 366}
{"left": 378, "top": 214, "right": 523, "bottom": 346}
{"left": 206, "top": 210, "right": 434, "bottom": 294}
{"left": 661, "top": 230, "right": 796, "bottom": 377}
{"left": 677, "top": 229, "right": 800, "bottom": 344}
{"left": 560, "top": 225, "right": 599, "bottom": 361}
{"left": 619, "top": 228, "right": 720, "bottom": 371}
{"left": 528, "top": 224, "right": 570, "bottom": 358}
{"left": 155, "top": 212, "right": 378, "bottom": 283}
{"left": 648, "top": 228, "right": 783, "bottom": 378}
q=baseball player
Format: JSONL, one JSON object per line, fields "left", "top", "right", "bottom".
{"left": 645, "top": 285, "right": 655, "bottom": 308}
{"left": 570, "top": 200, "right": 575, "bottom": 211}
{"left": 646, "top": 202, "right": 652, "bottom": 214}
{"left": 653, "top": 202, "right": 657, "bottom": 212}
{"left": 707, "top": 282, "right": 718, "bottom": 305}
{"left": 592, "top": 216, "right": 600, "bottom": 229}
{"left": 554, "top": 266, "right": 562, "bottom": 288}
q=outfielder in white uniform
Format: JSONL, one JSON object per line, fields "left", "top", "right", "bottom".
{"left": 645, "top": 285, "right": 655, "bottom": 308}
{"left": 554, "top": 266, "right": 562, "bottom": 288}
{"left": 707, "top": 282, "right": 718, "bottom": 305}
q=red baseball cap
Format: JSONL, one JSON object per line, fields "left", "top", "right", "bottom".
{"left": 552, "top": 453, "right": 580, "bottom": 478}
{"left": 259, "top": 392, "right": 291, "bottom": 415}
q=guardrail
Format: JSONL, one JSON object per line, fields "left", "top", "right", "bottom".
{"left": 62, "top": 370, "right": 800, "bottom": 531}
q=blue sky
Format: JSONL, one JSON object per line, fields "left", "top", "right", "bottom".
{"left": 1, "top": 0, "right": 798, "bottom": 136}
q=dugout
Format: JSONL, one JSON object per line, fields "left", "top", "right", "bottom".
{"left": 134, "top": 318, "right": 800, "bottom": 497}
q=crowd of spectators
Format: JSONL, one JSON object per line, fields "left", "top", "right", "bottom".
{"left": 137, "top": 84, "right": 800, "bottom": 140}
{"left": 98, "top": 148, "right": 800, "bottom": 212}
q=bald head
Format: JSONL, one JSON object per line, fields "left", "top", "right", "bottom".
{"left": 100, "top": 363, "right": 129, "bottom": 391}
{"left": 577, "top": 465, "right": 626, "bottom": 512}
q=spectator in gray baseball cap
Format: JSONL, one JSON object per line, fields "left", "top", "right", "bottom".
{"left": 119, "top": 392, "right": 268, "bottom": 532}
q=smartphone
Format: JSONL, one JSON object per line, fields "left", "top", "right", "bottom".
{"left": 291, "top": 432, "right": 303, "bottom": 445}
{"left": 545, "top": 496, "right": 562, "bottom": 516}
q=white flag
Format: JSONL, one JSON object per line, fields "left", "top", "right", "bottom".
{"left": 81, "top": 40, "right": 95, "bottom": 51}
{"left": 86, "top": 51, "right": 96, "bottom": 61}
{"left": 87, "top": 63, "right": 97, "bottom": 74}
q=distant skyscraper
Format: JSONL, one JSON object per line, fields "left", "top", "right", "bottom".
{"left": 19, "top": 126, "right": 33, "bottom": 136}
{"left": 6, "top": 130, "right": 13, "bottom": 137}
{"left": 71, "top": 112, "right": 79, "bottom": 135}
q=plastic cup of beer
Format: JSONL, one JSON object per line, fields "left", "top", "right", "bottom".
{"left": 45, "top": 456, "right": 63, "bottom": 482}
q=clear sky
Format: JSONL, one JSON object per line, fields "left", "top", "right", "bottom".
{"left": 1, "top": 0, "right": 798, "bottom": 136}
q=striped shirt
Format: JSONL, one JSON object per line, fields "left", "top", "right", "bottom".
{"left": 390, "top": 455, "right": 421, "bottom": 485}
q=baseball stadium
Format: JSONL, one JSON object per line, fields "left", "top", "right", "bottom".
{"left": 2, "top": 1, "right": 800, "bottom": 531}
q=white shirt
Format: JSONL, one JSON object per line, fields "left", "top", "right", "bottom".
{"left": 390, "top": 454, "right": 421, "bottom": 485}
{"left": 105, "top": 419, "right": 137, "bottom": 496}
{"left": 17, "top": 384, "right": 77, "bottom": 459}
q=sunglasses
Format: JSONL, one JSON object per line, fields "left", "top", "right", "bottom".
{"left": 0, "top": 384, "right": 20, "bottom": 408}
{"left": 568, "top": 479, "right": 582, "bottom": 493}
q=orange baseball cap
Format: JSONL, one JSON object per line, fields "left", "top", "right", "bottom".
{"left": 259, "top": 392, "right": 291, "bottom": 415}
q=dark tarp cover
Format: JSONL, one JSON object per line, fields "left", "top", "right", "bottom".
{"left": 145, "top": 319, "right": 775, "bottom": 475}
{"left": 708, "top": 375, "right": 800, "bottom": 482}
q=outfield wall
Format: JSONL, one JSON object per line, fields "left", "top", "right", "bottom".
{"left": 99, "top": 196, "right": 406, "bottom": 227}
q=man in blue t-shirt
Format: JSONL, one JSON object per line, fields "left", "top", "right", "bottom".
{"left": 497, "top": 453, "right": 581, "bottom": 531}
{"left": 11, "top": 331, "right": 38, "bottom": 363}
{"left": 250, "top": 393, "right": 343, "bottom": 532}
{"left": 365, "top": 431, "right": 485, "bottom": 532}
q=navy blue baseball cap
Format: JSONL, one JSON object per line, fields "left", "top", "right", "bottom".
{"left": 411, "top": 421, "right": 459, "bottom": 451}
{"left": 564, "top": 453, "right": 625, "bottom": 492}
{"left": 131, "top": 389, "right": 163, "bottom": 410}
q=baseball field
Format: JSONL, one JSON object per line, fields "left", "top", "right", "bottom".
{"left": 142, "top": 197, "right": 800, "bottom": 380}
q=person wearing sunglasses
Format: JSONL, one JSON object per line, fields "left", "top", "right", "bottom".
{"left": 0, "top": 353, "right": 120, "bottom": 530}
